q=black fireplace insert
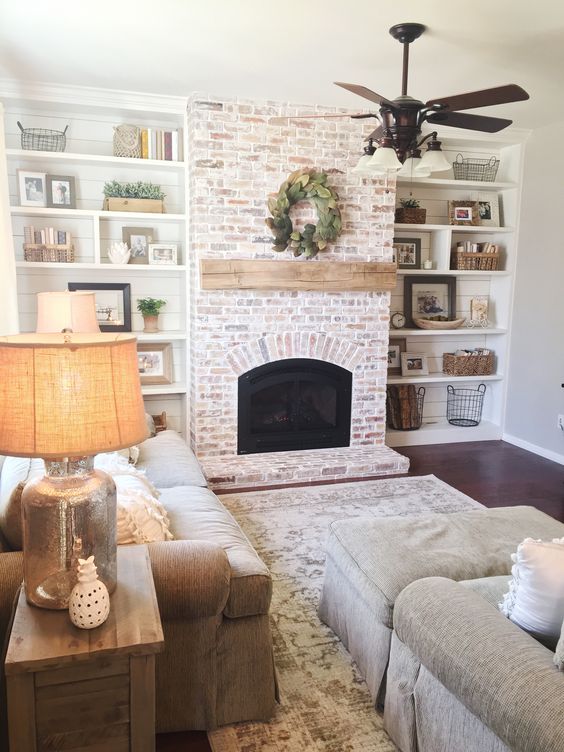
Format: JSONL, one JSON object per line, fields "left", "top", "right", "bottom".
{"left": 237, "top": 358, "right": 352, "bottom": 454}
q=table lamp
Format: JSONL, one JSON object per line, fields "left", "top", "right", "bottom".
{"left": 0, "top": 333, "right": 148, "bottom": 609}
{"left": 36, "top": 290, "right": 100, "bottom": 333}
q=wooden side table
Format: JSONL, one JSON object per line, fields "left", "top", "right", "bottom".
{"left": 5, "top": 544, "right": 164, "bottom": 752}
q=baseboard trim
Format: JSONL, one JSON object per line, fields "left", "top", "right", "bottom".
{"left": 502, "top": 433, "right": 564, "bottom": 466}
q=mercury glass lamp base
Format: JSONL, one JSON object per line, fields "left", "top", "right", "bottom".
{"left": 22, "top": 456, "right": 117, "bottom": 610}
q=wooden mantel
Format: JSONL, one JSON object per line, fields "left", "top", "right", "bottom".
{"left": 200, "top": 259, "right": 397, "bottom": 292}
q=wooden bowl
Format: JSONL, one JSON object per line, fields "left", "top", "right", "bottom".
{"left": 414, "top": 317, "right": 466, "bottom": 330}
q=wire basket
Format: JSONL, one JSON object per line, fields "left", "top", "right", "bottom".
{"left": 452, "top": 153, "right": 500, "bottom": 182}
{"left": 386, "top": 385, "right": 425, "bottom": 431}
{"left": 18, "top": 121, "right": 68, "bottom": 152}
{"left": 447, "top": 383, "right": 486, "bottom": 427}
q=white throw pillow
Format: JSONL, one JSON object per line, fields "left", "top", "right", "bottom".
{"left": 555, "top": 623, "right": 564, "bottom": 670}
{"left": 113, "top": 472, "right": 173, "bottom": 545}
{"left": 500, "top": 537, "right": 564, "bottom": 647}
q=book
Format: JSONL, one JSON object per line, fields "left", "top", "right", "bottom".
{"left": 171, "top": 131, "right": 179, "bottom": 161}
{"left": 141, "top": 129, "right": 149, "bottom": 159}
{"left": 164, "top": 131, "right": 172, "bottom": 161}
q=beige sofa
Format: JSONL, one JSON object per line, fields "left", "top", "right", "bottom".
{"left": 0, "top": 430, "right": 277, "bottom": 743}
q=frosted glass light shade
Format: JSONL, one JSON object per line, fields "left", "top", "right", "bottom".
{"left": 36, "top": 291, "right": 100, "bottom": 333}
{"left": 398, "top": 156, "right": 431, "bottom": 178}
{"left": 353, "top": 154, "right": 385, "bottom": 176}
{"left": 369, "top": 145, "right": 402, "bottom": 172}
{"left": 0, "top": 333, "right": 148, "bottom": 458}
{"left": 419, "top": 148, "right": 451, "bottom": 173}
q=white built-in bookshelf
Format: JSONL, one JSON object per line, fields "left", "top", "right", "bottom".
{"left": 387, "top": 135, "right": 527, "bottom": 446}
{"left": 2, "top": 86, "right": 190, "bottom": 434}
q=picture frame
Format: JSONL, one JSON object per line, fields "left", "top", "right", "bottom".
{"left": 401, "top": 352, "right": 429, "bottom": 377}
{"left": 67, "top": 282, "right": 131, "bottom": 332}
{"left": 471, "top": 192, "right": 500, "bottom": 227}
{"left": 137, "top": 342, "right": 173, "bottom": 385}
{"left": 122, "top": 227, "right": 155, "bottom": 265}
{"left": 17, "top": 170, "right": 47, "bottom": 207}
{"left": 404, "top": 275, "right": 457, "bottom": 328}
{"left": 393, "top": 237, "right": 421, "bottom": 269}
{"left": 387, "top": 337, "right": 407, "bottom": 375}
{"left": 470, "top": 295, "right": 490, "bottom": 325}
{"left": 46, "top": 175, "right": 76, "bottom": 209}
{"left": 148, "top": 243, "right": 178, "bottom": 265}
{"left": 448, "top": 200, "right": 479, "bottom": 226}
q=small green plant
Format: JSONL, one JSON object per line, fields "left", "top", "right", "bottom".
{"left": 103, "top": 181, "right": 166, "bottom": 200}
{"left": 137, "top": 298, "right": 166, "bottom": 316}
{"left": 400, "top": 197, "right": 421, "bottom": 208}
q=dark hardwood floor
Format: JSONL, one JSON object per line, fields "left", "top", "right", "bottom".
{"left": 155, "top": 439, "right": 564, "bottom": 751}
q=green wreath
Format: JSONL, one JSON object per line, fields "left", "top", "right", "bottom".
{"left": 265, "top": 168, "right": 342, "bottom": 258}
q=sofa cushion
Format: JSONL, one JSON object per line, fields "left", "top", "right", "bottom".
{"left": 460, "top": 575, "right": 511, "bottom": 609}
{"left": 159, "top": 485, "right": 272, "bottom": 618}
{"left": 0, "top": 457, "right": 45, "bottom": 550}
{"left": 137, "top": 431, "right": 207, "bottom": 489}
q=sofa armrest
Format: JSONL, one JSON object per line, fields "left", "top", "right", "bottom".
{"left": 0, "top": 551, "right": 23, "bottom": 647}
{"left": 148, "top": 540, "right": 230, "bottom": 620}
{"left": 395, "top": 576, "right": 564, "bottom": 752}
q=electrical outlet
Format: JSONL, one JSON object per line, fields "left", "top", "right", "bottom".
{"left": 558, "top": 415, "right": 564, "bottom": 431}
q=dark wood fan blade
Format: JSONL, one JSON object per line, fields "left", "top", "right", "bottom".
{"left": 426, "top": 84, "right": 529, "bottom": 112}
{"left": 426, "top": 111, "right": 512, "bottom": 133}
{"left": 269, "top": 113, "right": 369, "bottom": 124}
{"left": 334, "top": 82, "right": 395, "bottom": 108}
{"left": 365, "top": 125, "right": 384, "bottom": 142}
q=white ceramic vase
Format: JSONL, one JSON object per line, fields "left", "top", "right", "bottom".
{"left": 69, "top": 555, "right": 110, "bottom": 629}
{"left": 108, "top": 241, "right": 131, "bottom": 265}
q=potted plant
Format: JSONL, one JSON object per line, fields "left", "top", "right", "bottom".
{"left": 102, "top": 181, "right": 166, "bottom": 213}
{"left": 137, "top": 297, "right": 166, "bottom": 333}
{"left": 395, "top": 197, "right": 426, "bottom": 224}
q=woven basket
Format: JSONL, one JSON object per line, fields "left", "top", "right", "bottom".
{"left": 452, "top": 250, "right": 500, "bottom": 271}
{"left": 113, "top": 124, "right": 141, "bottom": 158}
{"left": 394, "top": 207, "right": 426, "bottom": 224}
{"left": 23, "top": 244, "right": 75, "bottom": 263}
{"left": 443, "top": 351, "right": 495, "bottom": 376}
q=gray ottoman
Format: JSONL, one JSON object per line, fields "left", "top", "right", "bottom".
{"left": 318, "top": 505, "right": 564, "bottom": 705}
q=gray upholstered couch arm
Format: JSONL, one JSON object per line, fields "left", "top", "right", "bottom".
{"left": 148, "top": 540, "right": 230, "bottom": 620}
{"left": 0, "top": 551, "right": 23, "bottom": 646}
{"left": 395, "top": 577, "right": 564, "bottom": 752}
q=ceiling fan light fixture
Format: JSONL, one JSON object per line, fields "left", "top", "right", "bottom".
{"left": 368, "top": 137, "right": 402, "bottom": 172}
{"left": 352, "top": 140, "right": 382, "bottom": 175}
{"left": 419, "top": 135, "right": 451, "bottom": 173}
{"left": 398, "top": 149, "right": 431, "bottom": 178}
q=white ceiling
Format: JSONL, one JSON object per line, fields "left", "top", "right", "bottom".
{"left": 1, "top": 0, "right": 564, "bottom": 129}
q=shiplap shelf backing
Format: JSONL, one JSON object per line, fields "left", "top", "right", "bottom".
{"left": 200, "top": 259, "right": 397, "bottom": 291}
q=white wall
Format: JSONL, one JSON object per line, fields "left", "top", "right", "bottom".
{"left": 505, "top": 121, "right": 564, "bottom": 463}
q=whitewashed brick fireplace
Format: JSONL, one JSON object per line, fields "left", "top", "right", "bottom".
{"left": 187, "top": 95, "right": 409, "bottom": 489}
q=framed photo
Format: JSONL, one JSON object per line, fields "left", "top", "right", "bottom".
{"left": 470, "top": 295, "right": 490, "bottom": 324}
{"left": 387, "top": 337, "right": 406, "bottom": 375}
{"left": 137, "top": 343, "right": 173, "bottom": 385}
{"left": 67, "top": 282, "right": 131, "bottom": 332}
{"left": 470, "top": 192, "right": 500, "bottom": 227}
{"left": 448, "top": 200, "right": 479, "bottom": 226}
{"left": 122, "top": 227, "right": 155, "bottom": 265}
{"left": 148, "top": 243, "right": 178, "bottom": 265}
{"left": 17, "top": 170, "right": 47, "bottom": 207}
{"left": 404, "top": 275, "right": 456, "bottom": 328}
{"left": 46, "top": 175, "right": 76, "bottom": 209}
{"left": 393, "top": 237, "right": 421, "bottom": 269}
{"left": 401, "top": 353, "right": 429, "bottom": 377}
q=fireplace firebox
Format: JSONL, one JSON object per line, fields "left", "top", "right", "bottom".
{"left": 237, "top": 358, "right": 352, "bottom": 454}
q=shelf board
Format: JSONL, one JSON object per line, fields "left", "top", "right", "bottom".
{"left": 142, "top": 383, "right": 187, "bottom": 396}
{"left": 392, "top": 328, "right": 506, "bottom": 336}
{"left": 136, "top": 331, "right": 186, "bottom": 341}
{"left": 396, "top": 177, "right": 516, "bottom": 191}
{"left": 386, "top": 419, "right": 502, "bottom": 447}
{"left": 16, "top": 261, "right": 186, "bottom": 271}
{"left": 396, "top": 269, "right": 511, "bottom": 277}
{"left": 394, "top": 223, "right": 512, "bottom": 233}
{"left": 10, "top": 206, "right": 185, "bottom": 221}
{"left": 387, "top": 373, "right": 503, "bottom": 385}
{"left": 6, "top": 148, "right": 184, "bottom": 170}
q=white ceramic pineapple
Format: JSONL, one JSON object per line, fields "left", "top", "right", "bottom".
{"left": 69, "top": 555, "right": 110, "bottom": 629}
{"left": 108, "top": 241, "right": 131, "bottom": 265}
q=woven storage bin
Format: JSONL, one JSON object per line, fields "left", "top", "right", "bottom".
{"left": 394, "top": 207, "right": 426, "bottom": 224}
{"left": 452, "top": 250, "right": 500, "bottom": 271}
{"left": 23, "top": 244, "right": 75, "bottom": 263}
{"left": 443, "top": 351, "right": 495, "bottom": 376}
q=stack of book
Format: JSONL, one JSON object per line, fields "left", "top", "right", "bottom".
{"left": 140, "top": 128, "right": 183, "bottom": 161}
{"left": 24, "top": 226, "right": 70, "bottom": 246}
{"left": 453, "top": 241, "right": 500, "bottom": 271}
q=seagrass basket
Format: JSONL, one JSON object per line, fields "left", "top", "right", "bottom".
{"left": 443, "top": 351, "right": 495, "bottom": 377}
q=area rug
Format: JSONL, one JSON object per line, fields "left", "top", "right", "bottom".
{"left": 208, "top": 475, "right": 484, "bottom": 752}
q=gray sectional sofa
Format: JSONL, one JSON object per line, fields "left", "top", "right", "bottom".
{"left": 0, "top": 430, "right": 278, "bottom": 740}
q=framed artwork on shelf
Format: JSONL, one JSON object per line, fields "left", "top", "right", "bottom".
{"left": 148, "top": 243, "right": 178, "bottom": 265}
{"left": 122, "top": 227, "right": 155, "bottom": 265}
{"left": 67, "top": 282, "right": 131, "bottom": 332}
{"left": 471, "top": 192, "right": 500, "bottom": 227}
{"left": 393, "top": 237, "right": 421, "bottom": 269}
{"left": 137, "top": 342, "right": 173, "bottom": 385}
{"left": 401, "top": 352, "right": 429, "bottom": 377}
{"left": 448, "top": 200, "right": 479, "bottom": 226}
{"left": 46, "top": 175, "right": 76, "bottom": 209}
{"left": 387, "top": 337, "right": 407, "bottom": 375}
{"left": 404, "top": 275, "right": 456, "bottom": 328}
{"left": 17, "top": 170, "right": 47, "bottom": 207}
{"left": 468, "top": 295, "right": 490, "bottom": 327}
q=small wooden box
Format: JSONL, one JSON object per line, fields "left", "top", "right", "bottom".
{"left": 5, "top": 545, "right": 163, "bottom": 752}
{"left": 103, "top": 197, "right": 164, "bottom": 213}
